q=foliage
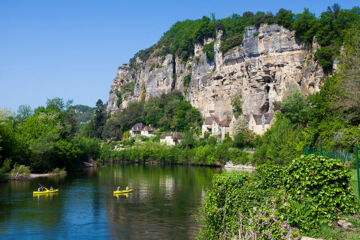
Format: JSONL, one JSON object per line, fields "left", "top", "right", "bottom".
{"left": 102, "top": 91, "right": 202, "bottom": 138}
{"left": 82, "top": 99, "right": 107, "bottom": 139}
{"left": 231, "top": 116, "right": 256, "bottom": 148}
{"left": 70, "top": 105, "right": 95, "bottom": 125}
{"left": 0, "top": 98, "right": 102, "bottom": 173}
{"left": 255, "top": 163, "right": 285, "bottom": 189}
{"left": 10, "top": 164, "right": 30, "bottom": 178}
{"left": 198, "top": 172, "right": 276, "bottom": 239}
{"left": 72, "top": 137, "right": 100, "bottom": 162}
{"left": 183, "top": 74, "right": 192, "bottom": 95}
{"left": 202, "top": 41, "right": 215, "bottom": 61}
{"left": 107, "top": 139, "right": 252, "bottom": 167}
{"left": 130, "top": 5, "right": 359, "bottom": 75}
{"left": 254, "top": 114, "right": 305, "bottom": 165}
{"left": 219, "top": 34, "right": 243, "bottom": 53}
{"left": 280, "top": 88, "right": 311, "bottom": 124}
{"left": 230, "top": 95, "right": 242, "bottom": 115}
{"left": 50, "top": 167, "right": 66, "bottom": 174}
{"left": 284, "top": 154, "right": 359, "bottom": 234}
{"left": 200, "top": 154, "right": 360, "bottom": 239}
{"left": 332, "top": 27, "right": 360, "bottom": 125}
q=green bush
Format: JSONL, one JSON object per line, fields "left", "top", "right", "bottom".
{"left": 51, "top": 167, "right": 66, "bottom": 174}
{"left": 255, "top": 163, "right": 285, "bottom": 189}
{"left": 219, "top": 34, "right": 243, "bottom": 53}
{"left": 284, "top": 154, "right": 359, "bottom": 233}
{"left": 202, "top": 41, "right": 215, "bottom": 61}
{"left": 10, "top": 164, "right": 30, "bottom": 178}
{"left": 228, "top": 148, "right": 252, "bottom": 165}
{"left": 198, "top": 172, "right": 277, "bottom": 239}
{"left": 200, "top": 154, "right": 360, "bottom": 239}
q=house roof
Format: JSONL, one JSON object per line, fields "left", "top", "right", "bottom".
{"left": 252, "top": 113, "right": 274, "bottom": 125}
{"left": 131, "top": 123, "right": 145, "bottom": 131}
{"left": 160, "top": 132, "right": 183, "bottom": 140}
{"left": 220, "top": 118, "right": 232, "bottom": 127}
{"left": 143, "top": 126, "right": 155, "bottom": 131}
{"left": 212, "top": 115, "right": 221, "bottom": 124}
{"left": 204, "top": 117, "right": 214, "bottom": 125}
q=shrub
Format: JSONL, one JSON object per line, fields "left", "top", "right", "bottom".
{"left": 202, "top": 41, "right": 215, "bottom": 61}
{"left": 10, "top": 164, "right": 30, "bottom": 179}
{"left": 51, "top": 168, "right": 66, "bottom": 174}
{"left": 255, "top": 163, "right": 285, "bottom": 189}
{"left": 219, "top": 34, "right": 243, "bottom": 53}
{"left": 284, "top": 154, "right": 359, "bottom": 233}
{"left": 198, "top": 172, "right": 277, "bottom": 239}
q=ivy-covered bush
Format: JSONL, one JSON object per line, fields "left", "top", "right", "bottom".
{"left": 200, "top": 154, "right": 360, "bottom": 239}
{"left": 284, "top": 154, "right": 359, "bottom": 232}
{"left": 255, "top": 163, "right": 285, "bottom": 189}
{"left": 198, "top": 172, "right": 277, "bottom": 239}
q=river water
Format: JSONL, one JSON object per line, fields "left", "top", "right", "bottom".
{"left": 0, "top": 165, "right": 219, "bottom": 239}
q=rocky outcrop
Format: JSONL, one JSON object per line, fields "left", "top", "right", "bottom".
{"left": 107, "top": 24, "right": 325, "bottom": 118}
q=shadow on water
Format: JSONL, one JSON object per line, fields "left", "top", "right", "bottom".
{"left": 0, "top": 165, "right": 219, "bottom": 239}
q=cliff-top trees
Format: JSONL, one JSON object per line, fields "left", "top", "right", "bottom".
{"left": 130, "top": 5, "right": 359, "bottom": 75}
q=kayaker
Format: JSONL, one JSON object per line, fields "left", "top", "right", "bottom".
{"left": 50, "top": 186, "right": 54, "bottom": 191}
{"left": 117, "top": 186, "right": 121, "bottom": 191}
{"left": 38, "top": 187, "right": 41, "bottom": 192}
{"left": 126, "top": 186, "right": 129, "bottom": 191}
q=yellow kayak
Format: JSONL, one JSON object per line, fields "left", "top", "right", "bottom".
{"left": 33, "top": 189, "right": 59, "bottom": 195}
{"left": 113, "top": 189, "right": 133, "bottom": 194}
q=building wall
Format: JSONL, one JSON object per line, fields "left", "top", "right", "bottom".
{"left": 202, "top": 124, "right": 211, "bottom": 136}
{"left": 140, "top": 130, "right": 155, "bottom": 137}
{"left": 160, "top": 136, "right": 176, "bottom": 146}
{"left": 212, "top": 122, "right": 220, "bottom": 136}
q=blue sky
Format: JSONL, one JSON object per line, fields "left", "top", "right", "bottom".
{"left": 0, "top": 0, "right": 358, "bottom": 111}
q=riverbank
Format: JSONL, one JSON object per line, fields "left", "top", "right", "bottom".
{"left": 199, "top": 154, "right": 360, "bottom": 240}
{"left": 9, "top": 171, "right": 67, "bottom": 181}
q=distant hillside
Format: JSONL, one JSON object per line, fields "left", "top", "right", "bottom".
{"left": 71, "top": 105, "right": 95, "bottom": 125}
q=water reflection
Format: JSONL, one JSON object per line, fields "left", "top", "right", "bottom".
{"left": 0, "top": 165, "right": 219, "bottom": 239}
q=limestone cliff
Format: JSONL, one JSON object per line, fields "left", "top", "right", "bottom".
{"left": 107, "top": 24, "right": 324, "bottom": 119}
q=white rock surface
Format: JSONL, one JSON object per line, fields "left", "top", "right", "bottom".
{"left": 107, "top": 24, "right": 325, "bottom": 117}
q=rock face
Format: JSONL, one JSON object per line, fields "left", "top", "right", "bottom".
{"left": 107, "top": 24, "right": 324, "bottom": 118}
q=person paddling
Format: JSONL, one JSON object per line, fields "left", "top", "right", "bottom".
{"left": 117, "top": 186, "right": 121, "bottom": 191}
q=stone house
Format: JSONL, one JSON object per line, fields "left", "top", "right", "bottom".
{"left": 141, "top": 126, "right": 155, "bottom": 137}
{"left": 220, "top": 118, "right": 232, "bottom": 140}
{"left": 130, "top": 123, "right": 156, "bottom": 137}
{"left": 201, "top": 115, "right": 219, "bottom": 136}
{"left": 160, "top": 132, "right": 183, "bottom": 146}
{"left": 248, "top": 113, "right": 274, "bottom": 135}
{"left": 211, "top": 118, "right": 221, "bottom": 136}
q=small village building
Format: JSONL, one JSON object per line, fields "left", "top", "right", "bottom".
{"left": 220, "top": 118, "right": 232, "bottom": 140}
{"left": 141, "top": 126, "right": 155, "bottom": 137}
{"left": 202, "top": 117, "right": 215, "bottom": 136}
{"left": 130, "top": 123, "right": 156, "bottom": 137}
{"left": 160, "top": 132, "right": 183, "bottom": 146}
{"left": 248, "top": 113, "right": 274, "bottom": 135}
{"left": 211, "top": 117, "right": 221, "bottom": 136}
{"left": 130, "top": 123, "right": 145, "bottom": 136}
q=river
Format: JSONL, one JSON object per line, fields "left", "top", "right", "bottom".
{"left": 0, "top": 165, "right": 219, "bottom": 239}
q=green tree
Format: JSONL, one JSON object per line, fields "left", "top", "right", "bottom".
{"left": 231, "top": 96, "right": 242, "bottom": 115}
{"left": 280, "top": 88, "right": 311, "bottom": 124}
